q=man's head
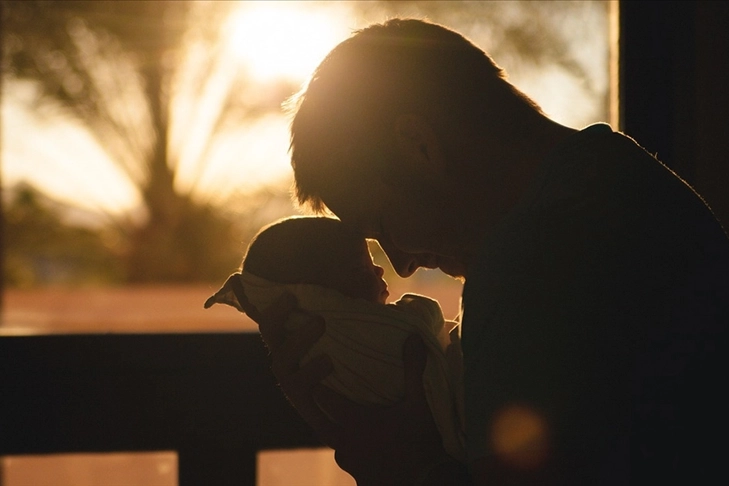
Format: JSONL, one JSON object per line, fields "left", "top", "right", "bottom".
{"left": 242, "top": 216, "right": 389, "bottom": 304}
{"left": 288, "top": 18, "right": 546, "bottom": 278}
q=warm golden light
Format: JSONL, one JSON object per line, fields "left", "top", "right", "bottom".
{"left": 490, "top": 404, "right": 550, "bottom": 469}
{"left": 225, "top": 2, "right": 351, "bottom": 82}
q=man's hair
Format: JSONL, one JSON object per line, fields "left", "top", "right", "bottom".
{"left": 288, "top": 18, "right": 542, "bottom": 213}
{"left": 242, "top": 216, "right": 364, "bottom": 285}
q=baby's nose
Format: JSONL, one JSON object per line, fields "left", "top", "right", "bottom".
{"left": 375, "top": 265, "right": 385, "bottom": 277}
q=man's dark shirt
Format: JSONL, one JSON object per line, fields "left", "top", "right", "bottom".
{"left": 462, "top": 124, "right": 729, "bottom": 483}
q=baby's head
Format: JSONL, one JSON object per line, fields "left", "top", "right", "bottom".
{"left": 243, "top": 216, "right": 389, "bottom": 304}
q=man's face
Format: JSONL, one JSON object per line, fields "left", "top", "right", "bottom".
{"left": 321, "top": 174, "right": 468, "bottom": 279}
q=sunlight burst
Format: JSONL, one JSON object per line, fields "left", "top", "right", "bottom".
{"left": 225, "top": 2, "right": 351, "bottom": 82}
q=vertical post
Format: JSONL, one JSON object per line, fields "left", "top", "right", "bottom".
{"left": 619, "top": 1, "right": 697, "bottom": 181}
{"left": 619, "top": 1, "right": 729, "bottom": 229}
{"left": 177, "top": 445, "right": 257, "bottom": 486}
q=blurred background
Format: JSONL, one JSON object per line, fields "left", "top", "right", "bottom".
{"left": 0, "top": 1, "right": 612, "bottom": 484}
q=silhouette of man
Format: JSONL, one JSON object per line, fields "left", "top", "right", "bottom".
{"left": 244, "top": 19, "right": 729, "bottom": 485}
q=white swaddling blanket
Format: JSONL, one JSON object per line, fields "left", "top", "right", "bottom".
{"left": 208, "top": 271, "right": 466, "bottom": 462}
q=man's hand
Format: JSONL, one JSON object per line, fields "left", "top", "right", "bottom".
{"left": 313, "top": 335, "right": 465, "bottom": 485}
{"left": 236, "top": 283, "right": 468, "bottom": 484}
{"left": 235, "top": 284, "right": 341, "bottom": 446}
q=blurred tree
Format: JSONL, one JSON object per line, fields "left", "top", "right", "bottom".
{"left": 1, "top": 0, "right": 297, "bottom": 283}
{"left": 358, "top": 1, "right": 602, "bottom": 82}
{"left": 351, "top": 1, "right": 610, "bottom": 123}
{"left": 1, "top": 0, "right": 609, "bottom": 285}
{"left": 3, "top": 183, "right": 123, "bottom": 287}
{"left": 1, "top": 180, "right": 297, "bottom": 287}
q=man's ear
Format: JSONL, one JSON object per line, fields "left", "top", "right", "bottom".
{"left": 394, "top": 114, "right": 445, "bottom": 173}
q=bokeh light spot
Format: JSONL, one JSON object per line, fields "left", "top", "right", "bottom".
{"left": 490, "top": 404, "right": 550, "bottom": 470}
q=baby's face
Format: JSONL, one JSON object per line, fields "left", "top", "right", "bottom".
{"left": 327, "top": 241, "right": 389, "bottom": 304}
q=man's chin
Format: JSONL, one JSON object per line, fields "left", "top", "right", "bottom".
{"left": 414, "top": 253, "right": 467, "bottom": 279}
{"left": 435, "top": 258, "right": 467, "bottom": 280}
{"left": 440, "top": 268, "right": 466, "bottom": 281}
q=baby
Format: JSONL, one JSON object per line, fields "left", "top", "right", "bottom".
{"left": 205, "top": 216, "right": 465, "bottom": 462}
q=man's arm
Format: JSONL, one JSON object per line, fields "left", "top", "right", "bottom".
{"left": 240, "top": 285, "right": 471, "bottom": 484}
{"left": 235, "top": 284, "right": 344, "bottom": 446}
{"left": 314, "top": 335, "right": 471, "bottom": 485}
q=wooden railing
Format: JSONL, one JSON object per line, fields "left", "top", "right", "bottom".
{"left": 0, "top": 333, "right": 321, "bottom": 486}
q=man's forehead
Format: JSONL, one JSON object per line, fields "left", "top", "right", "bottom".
{"left": 320, "top": 184, "right": 381, "bottom": 232}
{"left": 337, "top": 214, "right": 378, "bottom": 239}
{"left": 335, "top": 210, "right": 380, "bottom": 239}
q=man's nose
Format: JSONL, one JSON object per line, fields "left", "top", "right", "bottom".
{"left": 390, "top": 253, "right": 421, "bottom": 278}
{"left": 377, "top": 238, "right": 422, "bottom": 278}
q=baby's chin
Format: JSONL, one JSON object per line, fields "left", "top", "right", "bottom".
{"left": 379, "top": 288, "right": 390, "bottom": 304}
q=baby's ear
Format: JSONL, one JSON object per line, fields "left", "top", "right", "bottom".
{"left": 204, "top": 274, "right": 245, "bottom": 312}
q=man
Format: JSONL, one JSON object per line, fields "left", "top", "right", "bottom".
{"left": 245, "top": 19, "right": 729, "bottom": 485}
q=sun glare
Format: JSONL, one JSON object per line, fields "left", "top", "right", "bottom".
{"left": 225, "top": 2, "right": 352, "bottom": 82}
